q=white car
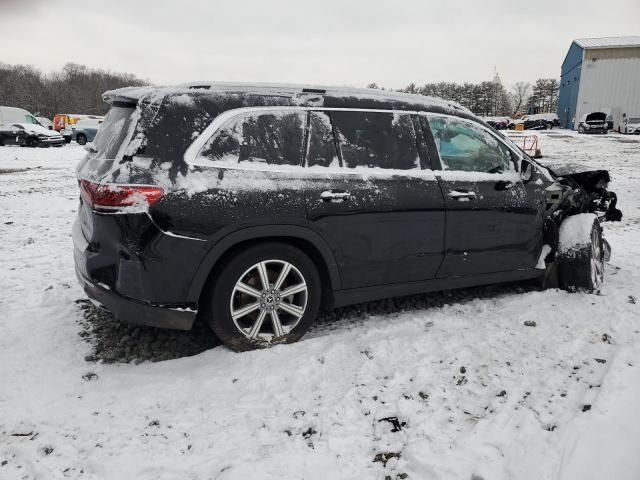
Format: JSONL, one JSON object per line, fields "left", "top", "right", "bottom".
{"left": 622, "top": 116, "right": 640, "bottom": 134}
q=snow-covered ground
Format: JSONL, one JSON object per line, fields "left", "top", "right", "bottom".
{"left": 1, "top": 131, "right": 640, "bottom": 480}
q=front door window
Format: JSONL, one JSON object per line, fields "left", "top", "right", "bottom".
{"left": 426, "top": 116, "right": 515, "bottom": 174}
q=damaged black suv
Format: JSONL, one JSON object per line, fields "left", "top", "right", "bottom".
{"left": 74, "top": 83, "right": 621, "bottom": 351}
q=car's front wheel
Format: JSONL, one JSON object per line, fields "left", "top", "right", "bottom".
{"left": 205, "top": 243, "right": 321, "bottom": 351}
{"left": 557, "top": 214, "right": 604, "bottom": 292}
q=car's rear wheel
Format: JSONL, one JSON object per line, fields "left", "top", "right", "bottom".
{"left": 76, "top": 134, "right": 87, "bottom": 145}
{"left": 557, "top": 215, "right": 604, "bottom": 293}
{"left": 205, "top": 243, "right": 321, "bottom": 351}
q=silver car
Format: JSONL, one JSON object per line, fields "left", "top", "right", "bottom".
{"left": 72, "top": 119, "right": 103, "bottom": 145}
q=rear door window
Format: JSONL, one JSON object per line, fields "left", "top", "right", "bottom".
{"left": 330, "top": 111, "right": 420, "bottom": 170}
{"left": 200, "top": 110, "right": 305, "bottom": 167}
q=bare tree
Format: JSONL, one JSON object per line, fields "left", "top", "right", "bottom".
{"left": 0, "top": 62, "right": 147, "bottom": 118}
{"left": 509, "top": 82, "right": 531, "bottom": 115}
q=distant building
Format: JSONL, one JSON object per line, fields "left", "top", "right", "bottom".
{"left": 557, "top": 36, "right": 640, "bottom": 129}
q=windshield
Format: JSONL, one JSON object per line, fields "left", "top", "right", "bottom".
{"left": 90, "top": 105, "right": 135, "bottom": 159}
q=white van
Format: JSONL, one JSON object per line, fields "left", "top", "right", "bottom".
{"left": 0, "top": 106, "right": 42, "bottom": 126}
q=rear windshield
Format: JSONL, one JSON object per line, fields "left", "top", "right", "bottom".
{"left": 91, "top": 105, "right": 135, "bottom": 159}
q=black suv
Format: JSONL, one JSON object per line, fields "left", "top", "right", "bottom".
{"left": 74, "top": 83, "right": 621, "bottom": 351}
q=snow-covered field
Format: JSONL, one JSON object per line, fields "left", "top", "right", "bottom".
{"left": 1, "top": 131, "right": 640, "bottom": 480}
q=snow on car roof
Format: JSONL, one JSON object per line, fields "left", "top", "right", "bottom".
{"left": 103, "top": 82, "right": 470, "bottom": 114}
{"left": 574, "top": 36, "right": 640, "bottom": 49}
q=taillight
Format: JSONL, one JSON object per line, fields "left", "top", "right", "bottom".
{"left": 79, "top": 179, "right": 164, "bottom": 212}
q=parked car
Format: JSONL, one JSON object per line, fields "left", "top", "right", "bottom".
{"left": 74, "top": 83, "right": 622, "bottom": 351}
{"left": 72, "top": 119, "right": 102, "bottom": 145}
{"left": 507, "top": 118, "right": 549, "bottom": 130}
{"left": 0, "top": 123, "right": 64, "bottom": 147}
{"left": 522, "top": 113, "right": 560, "bottom": 127}
{"left": 482, "top": 116, "right": 509, "bottom": 130}
{"left": 37, "top": 117, "right": 54, "bottom": 130}
{"left": 578, "top": 112, "right": 608, "bottom": 134}
{"left": 54, "top": 114, "right": 104, "bottom": 143}
{"left": 622, "top": 116, "right": 640, "bottom": 134}
{"left": 0, "top": 106, "right": 41, "bottom": 127}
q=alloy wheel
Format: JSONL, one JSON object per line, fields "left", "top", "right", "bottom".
{"left": 229, "top": 260, "right": 308, "bottom": 341}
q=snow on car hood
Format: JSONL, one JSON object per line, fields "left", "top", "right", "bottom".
{"left": 14, "top": 123, "right": 62, "bottom": 137}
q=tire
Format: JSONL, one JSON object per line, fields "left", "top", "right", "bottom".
{"left": 65, "top": 137, "right": 71, "bottom": 144}
{"left": 578, "top": 126, "right": 584, "bottom": 134}
{"left": 26, "top": 138, "right": 38, "bottom": 148}
{"left": 204, "top": 242, "right": 322, "bottom": 351}
{"left": 557, "top": 215, "right": 604, "bottom": 293}
{"left": 76, "top": 134, "right": 87, "bottom": 145}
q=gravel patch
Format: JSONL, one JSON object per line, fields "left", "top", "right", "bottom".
{"left": 76, "top": 300, "right": 218, "bottom": 364}
{"left": 77, "top": 280, "right": 539, "bottom": 364}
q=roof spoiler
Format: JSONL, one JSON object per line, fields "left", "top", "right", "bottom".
{"left": 102, "top": 86, "right": 155, "bottom": 105}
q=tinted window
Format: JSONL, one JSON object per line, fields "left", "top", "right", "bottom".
{"left": 426, "top": 116, "right": 514, "bottom": 173}
{"left": 201, "top": 110, "right": 305, "bottom": 166}
{"left": 306, "top": 111, "right": 339, "bottom": 168}
{"left": 331, "top": 111, "right": 420, "bottom": 170}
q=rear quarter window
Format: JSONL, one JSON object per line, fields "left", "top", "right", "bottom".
{"left": 91, "top": 105, "right": 136, "bottom": 159}
{"left": 198, "top": 110, "right": 306, "bottom": 167}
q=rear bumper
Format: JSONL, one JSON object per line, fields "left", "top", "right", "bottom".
{"left": 73, "top": 216, "right": 199, "bottom": 331}
{"left": 76, "top": 267, "right": 197, "bottom": 330}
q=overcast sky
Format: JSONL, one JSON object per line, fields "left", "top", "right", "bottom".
{"left": 2, "top": 0, "right": 639, "bottom": 89}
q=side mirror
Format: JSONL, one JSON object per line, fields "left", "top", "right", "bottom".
{"left": 521, "top": 159, "right": 534, "bottom": 182}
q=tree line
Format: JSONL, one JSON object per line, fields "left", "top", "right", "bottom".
{"left": 0, "top": 60, "right": 559, "bottom": 120}
{"left": 371, "top": 77, "right": 559, "bottom": 117}
{"left": 0, "top": 62, "right": 147, "bottom": 119}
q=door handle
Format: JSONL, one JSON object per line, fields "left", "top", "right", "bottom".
{"left": 494, "top": 180, "right": 514, "bottom": 191}
{"left": 448, "top": 190, "right": 476, "bottom": 201}
{"left": 320, "top": 190, "right": 351, "bottom": 203}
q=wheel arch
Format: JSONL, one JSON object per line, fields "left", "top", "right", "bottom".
{"left": 188, "top": 225, "right": 341, "bottom": 311}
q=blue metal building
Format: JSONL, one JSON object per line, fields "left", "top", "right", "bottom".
{"left": 558, "top": 36, "right": 640, "bottom": 129}
{"left": 558, "top": 42, "right": 584, "bottom": 129}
